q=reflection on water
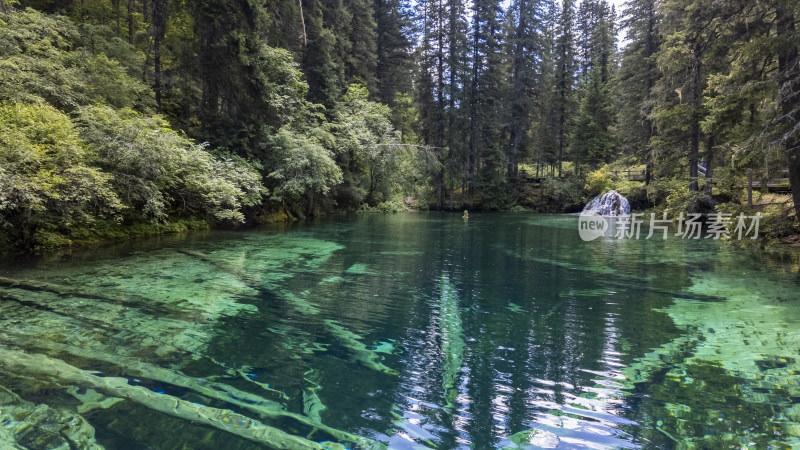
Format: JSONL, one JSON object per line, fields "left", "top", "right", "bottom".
{"left": 1, "top": 213, "right": 799, "bottom": 448}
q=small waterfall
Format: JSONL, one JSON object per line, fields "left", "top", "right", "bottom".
{"left": 583, "top": 190, "right": 631, "bottom": 216}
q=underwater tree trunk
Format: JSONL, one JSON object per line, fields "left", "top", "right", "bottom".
{"left": 0, "top": 348, "right": 326, "bottom": 450}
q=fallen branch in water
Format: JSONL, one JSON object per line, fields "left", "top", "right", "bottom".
{"left": 0, "top": 347, "right": 327, "bottom": 450}
{"left": 178, "top": 249, "right": 398, "bottom": 375}
{"left": 0, "top": 384, "right": 103, "bottom": 449}
{"left": 0, "top": 334, "right": 384, "bottom": 449}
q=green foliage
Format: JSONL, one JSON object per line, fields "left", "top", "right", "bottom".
{"left": 0, "top": 98, "right": 261, "bottom": 252}
{"left": 539, "top": 176, "right": 585, "bottom": 212}
{"left": 716, "top": 202, "right": 798, "bottom": 246}
{"left": 358, "top": 199, "right": 407, "bottom": 213}
{"left": 661, "top": 181, "right": 711, "bottom": 216}
{"left": 192, "top": 0, "right": 308, "bottom": 154}
{"left": 3, "top": 0, "right": 799, "bottom": 245}
{"left": 267, "top": 126, "right": 342, "bottom": 216}
{"left": 0, "top": 8, "right": 152, "bottom": 111}
{"left": 395, "top": 145, "right": 441, "bottom": 210}
{"left": 390, "top": 93, "right": 420, "bottom": 145}
{"left": 646, "top": 177, "right": 683, "bottom": 211}
{"left": 570, "top": 68, "right": 616, "bottom": 169}
{"left": 74, "top": 217, "right": 210, "bottom": 242}
{"left": 584, "top": 166, "right": 614, "bottom": 197}
{"left": 0, "top": 102, "right": 123, "bottom": 249}
{"left": 332, "top": 84, "right": 401, "bottom": 208}
{"left": 76, "top": 106, "right": 264, "bottom": 223}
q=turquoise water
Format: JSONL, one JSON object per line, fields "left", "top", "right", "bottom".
{"left": 1, "top": 213, "right": 799, "bottom": 449}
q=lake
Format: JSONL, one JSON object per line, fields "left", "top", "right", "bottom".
{"left": 1, "top": 213, "right": 799, "bottom": 449}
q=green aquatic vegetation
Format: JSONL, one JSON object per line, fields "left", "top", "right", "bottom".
{"left": 303, "top": 390, "right": 327, "bottom": 424}
{"left": 2, "top": 334, "right": 288, "bottom": 415}
{"left": 1, "top": 343, "right": 385, "bottom": 449}
{"left": 3, "top": 213, "right": 797, "bottom": 448}
{"left": 506, "top": 250, "right": 615, "bottom": 276}
{"left": 506, "top": 302, "right": 525, "bottom": 313}
{"left": 321, "top": 276, "right": 345, "bottom": 283}
{"left": 345, "top": 263, "right": 376, "bottom": 275}
{"left": 619, "top": 266, "right": 800, "bottom": 447}
{"left": 0, "top": 313, "right": 379, "bottom": 447}
{"left": 377, "top": 251, "right": 423, "bottom": 256}
{"left": 208, "top": 367, "right": 291, "bottom": 401}
{"left": 0, "top": 280, "right": 229, "bottom": 357}
{"left": 0, "top": 234, "right": 395, "bottom": 448}
{"left": 622, "top": 334, "right": 701, "bottom": 385}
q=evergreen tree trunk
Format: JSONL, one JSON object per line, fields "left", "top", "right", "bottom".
{"left": 152, "top": 0, "right": 166, "bottom": 113}
{"left": 113, "top": 0, "right": 121, "bottom": 34}
{"left": 128, "top": 0, "right": 135, "bottom": 43}
{"left": 436, "top": 0, "right": 446, "bottom": 209}
{"left": 643, "top": 0, "right": 656, "bottom": 186}
{"left": 688, "top": 52, "right": 702, "bottom": 194}
{"left": 704, "top": 134, "right": 714, "bottom": 195}
{"left": 774, "top": 1, "right": 800, "bottom": 220}
{"left": 507, "top": 0, "right": 526, "bottom": 183}
{"left": 307, "top": 190, "right": 315, "bottom": 216}
{"left": 467, "top": 15, "right": 480, "bottom": 208}
{"left": 555, "top": 0, "right": 575, "bottom": 179}
{"left": 446, "top": 0, "right": 465, "bottom": 209}
{"left": 557, "top": 100, "right": 566, "bottom": 178}
{"left": 198, "top": 5, "right": 219, "bottom": 132}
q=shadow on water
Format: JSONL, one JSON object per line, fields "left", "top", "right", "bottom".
{"left": 1, "top": 212, "right": 800, "bottom": 448}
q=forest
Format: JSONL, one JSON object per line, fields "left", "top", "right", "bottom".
{"left": 0, "top": 0, "right": 799, "bottom": 251}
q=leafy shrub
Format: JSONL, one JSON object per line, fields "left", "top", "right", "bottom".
{"left": 332, "top": 84, "right": 402, "bottom": 208}
{"left": 32, "top": 230, "right": 72, "bottom": 252}
{"left": 76, "top": 105, "right": 264, "bottom": 223}
{"left": 358, "top": 199, "right": 406, "bottom": 213}
{"left": 646, "top": 178, "right": 684, "bottom": 210}
{"left": 660, "top": 181, "right": 712, "bottom": 215}
{"left": 267, "top": 126, "right": 342, "bottom": 216}
{"left": 0, "top": 102, "right": 123, "bottom": 249}
{"left": 0, "top": 8, "right": 152, "bottom": 112}
{"left": 585, "top": 167, "right": 614, "bottom": 198}
{"left": 540, "top": 177, "right": 585, "bottom": 212}
{"left": 716, "top": 202, "right": 798, "bottom": 246}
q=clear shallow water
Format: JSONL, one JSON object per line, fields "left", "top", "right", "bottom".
{"left": 1, "top": 213, "right": 800, "bottom": 449}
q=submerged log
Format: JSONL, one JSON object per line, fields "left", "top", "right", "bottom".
{"left": 0, "top": 275, "right": 178, "bottom": 317}
{"left": 178, "top": 249, "right": 397, "bottom": 376}
{"left": 0, "top": 347, "right": 325, "bottom": 450}
{"left": 0, "top": 334, "right": 384, "bottom": 449}
{"left": 0, "top": 275, "right": 132, "bottom": 302}
{"left": 324, "top": 320, "right": 399, "bottom": 376}
{"left": 0, "top": 385, "right": 103, "bottom": 449}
